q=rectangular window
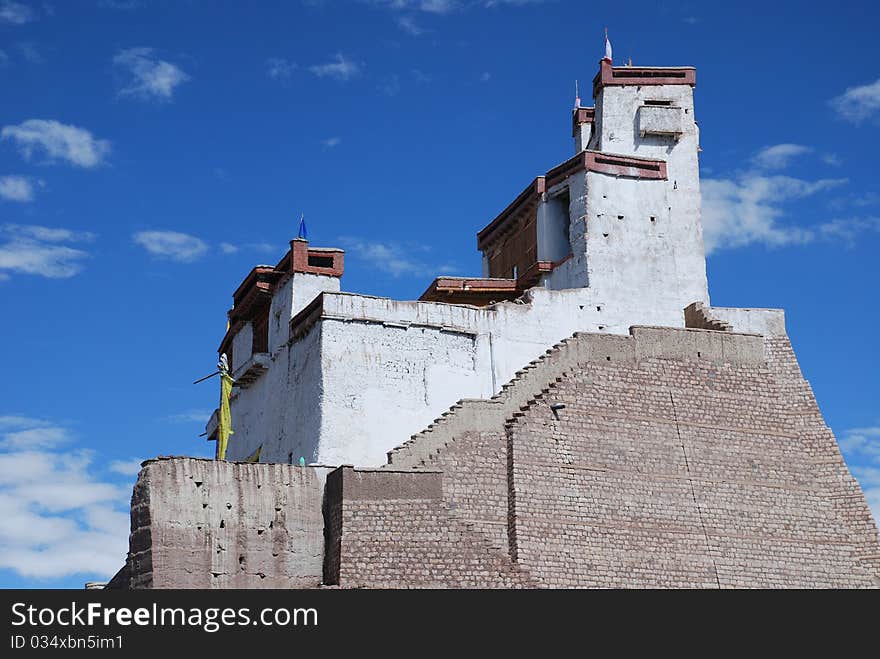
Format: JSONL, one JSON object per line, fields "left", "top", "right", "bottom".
{"left": 308, "top": 255, "right": 334, "bottom": 269}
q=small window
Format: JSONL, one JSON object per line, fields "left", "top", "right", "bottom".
{"left": 644, "top": 99, "right": 674, "bottom": 106}
{"left": 308, "top": 255, "right": 334, "bottom": 268}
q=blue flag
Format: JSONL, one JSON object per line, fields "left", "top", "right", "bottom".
{"left": 297, "top": 214, "right": 307, "bottom": 240}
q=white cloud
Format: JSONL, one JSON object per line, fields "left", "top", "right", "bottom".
{"left": 309, "top": 53, "right": 362, "bottom": 81}
{"left": 98, "top": 0, "right": 142, "bottom": 8}
{"left": 379, "top": 74, "right": 401, "bottom": 96}
{"left": 0, "top": 1, "right": 35, "bottom": 24}
{"left": 266, "top": 57, "right": 297, "bottom": 79}
{"left": 411, "top": 68, "right": 431, "bottom": 83}
{"left": 17, "top": 42, "right": 41, "bottom": 63}
{"left": 219, "top": 241, "right": 274, "bottom": 255}
{"left": 0, "top": 175, "right": 35, "bottom": 202}
{"left": 133, "top": 230, "right": 208, "bottom": 262}
{"left": 0, "top": 224, "right": 92, "bottom": 279}
{"left": 484, "top": 0, "right": 546, "bottom": 6}
{"left": 1, "top": 119, "right": 110, "bottom": 168}
{"left": 0, "top": 415, "right": 53, "bottom": 430}
{"left": 322, "top": 136, "right": 342, "bottom": 148}
{"left": 340, "top": 236, "right": 457, "bottom": 277}
{"left": 108, "top": 459, "right": 144, "bottom": 476}
{"left": 113, "top": 48, "right": 190, "bottom": 101}
{"left": 0, "top": 417, "right": 132, "bottom": 580}
{"left": 3, "top": 223, "right": 95, "bottom": 243}
{"left": 2, "top": 426, "right": 70, "bottom": 450}
{"left": 419, "top": 0, "right": 457, "bottom": 12}
{"left": 701, "top": 175, "right": 854, "bottom": 253}
{"left": 751, "top": 143, "right": 811, "bottom": 170}
{"left": 164, "top": 409, "right": 211, "bottom": 424}
{"left": 822, "top": 153, "right": 843, "bottom": 167}
{"left": 699, "top": 143, "right": 876, "bottom": 254}
{"left": 397, "top": 16, "right": 424, "bottom": 35}
{"left": 364, "top": 0, "right": 456, "bottom": 12}
{"left": 830, "top": 78, "right": 880, "bottom": 123}
{"left": 838, "top": 425, "right": 880, "bottom": 524}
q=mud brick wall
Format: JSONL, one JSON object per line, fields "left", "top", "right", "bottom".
{"left": 764, "top": 336, "right": 880, "bottom": 579}
{"left": 324, "top": 466, "right": 530, "bottom": 588}
{"left": 506, "top": 350, "right": 879, "bottom": 587}
{"left": 112, "top": 457, "right": 325, "bottom": 589}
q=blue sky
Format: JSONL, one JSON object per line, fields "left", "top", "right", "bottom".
{"left": 1, "top": 0, "right": 878, "bottom": 588}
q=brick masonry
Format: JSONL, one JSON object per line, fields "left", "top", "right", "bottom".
{"left": 331, "top": 327, "right": 880, "bottom": 588}
{"left": 113, "top": 326, "right": 880, "bottom": 589}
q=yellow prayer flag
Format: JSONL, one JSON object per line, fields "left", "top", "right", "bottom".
{"left": 217, "top": 372, "right": 235, "bottom": 460}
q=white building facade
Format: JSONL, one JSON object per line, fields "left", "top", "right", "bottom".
{"left": 207, "top": 55, "right": 758, "bottom": 468}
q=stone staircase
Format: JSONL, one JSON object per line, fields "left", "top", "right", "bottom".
{"left": 384, "top": 325, "right": 762, "bottom": 470}
{"left": 385, "top": 333, "right": 587, "bottom": 469}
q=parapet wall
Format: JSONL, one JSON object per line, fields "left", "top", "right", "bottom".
{"left": 111, "top": 457, "right": 326, "bottom": 589}
{"left": 323, "top": 467, "right": 530, "bottom": 588}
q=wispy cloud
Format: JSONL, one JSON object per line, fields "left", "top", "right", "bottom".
{"left": 379, "top": 74, "right": 401, "bottom": 96}
{"left": 838, "top": 424, "right": 880, "bottom": 524}
{"left": 339, "top": 236, "right": 457, "bottom": 277}
{"left": 266, "top": 57, "right": 297, "bottom": 80}
{"left": 751, "top": 143, "right": 811, "bottom": 170}
{"left": 364, "top": 0, "right": 459, "bottom": 12}
{"left": 0, "top": 224, "right": 92, "bottom": 279}
{"left": 0, "top": 49, "right": 8, "bottom": 66}
{"left": 17, "top": 42, "right": 42, "bottom": 63}
{"left": 133, "top": 230, "right": 208, "bottom": 262}
{"left": 0, "top": 1, "right": 35, "bottom": 24}
{"left": 3, "top": 223, "right": 95, "bottom": 243}
{"left": 107, "top": 459, "right": 144, "bottom": 476}
{"left": 219, "top": 241, "right": 275, "bottom": 255}
{"left": 822, "top": 153, "right": 843, "bottom": 167}
{"left": 164, "top": 409, "right": 212, "bottom": 424}
{"left": 113, "top": 47, "right": 190, "bottom": 101}
{"left": 98, "top": 0, "right": 142, "bottom": 8}
{"left": 0, "top": 416, "right": 131, "bottom": 580}
{"left": 0, "top": 175, "right": 38, "bottom": 202}
{"left": 483, "top": 0, "right": 547, "bottom": 6}
{"left": 830, "top": 78, "right": 880, "bottom": 123}
{"left": 322, "top": 136, "right": 342, "bottom": 148}
{"left": 701, "top": 175, "right": 855, "bottom": 253}
{"left": 479, "top": 71, "right": 491, "bottom": 82}
{"left": 309, "top": 53, "right": 362, "bottom": 81}
{"left": 698, "top": 144, "right": 880, "bottom": 254}
{"left": 411, "top": 68, "right": 431, "bottom": 83}
{"left": 1, "top": 119, "right": 110, "bottom": 168}
{"left": 397, "top": 15, "right": 424, "bottom": 35}
{"left": 419, "top": 0, "right": 458, "bottom": 12}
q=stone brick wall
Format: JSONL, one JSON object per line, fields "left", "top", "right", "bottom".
{"left": 323, "top": 467, "right": 531, "bottom": 588}
{"left": 371, "top": 327, "right": 880, "bottom": 588}
{"left": 113, "top": 326, "right": 880, "bottom": 589}
{"left": 506, "top": 354, "right": 877, "bottom": 587}
{"left": 110, "top": 457, "right": 325, "bottom": 589}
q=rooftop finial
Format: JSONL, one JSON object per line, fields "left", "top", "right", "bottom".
{"left": 297, "top": 212, "right": 308, "bottom": 241}
{"left": 574, "top": 79, "right": 581, "bottom": 109}
{"left": 604, "top": 27, "right": 612, "bottom": 63}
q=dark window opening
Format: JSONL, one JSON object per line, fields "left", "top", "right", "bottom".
{"left": 308, "top": 255, "right": 334, "bottom": 269}
{"left": 644, "top": 99, "right": 674, "bottom": 106}
{"left": 252, "top": 314, "right": 269, "bottom": 354}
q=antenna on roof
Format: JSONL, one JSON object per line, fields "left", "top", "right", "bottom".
{"left": 574, "top": 79, "right": 580, "bottom": 109}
